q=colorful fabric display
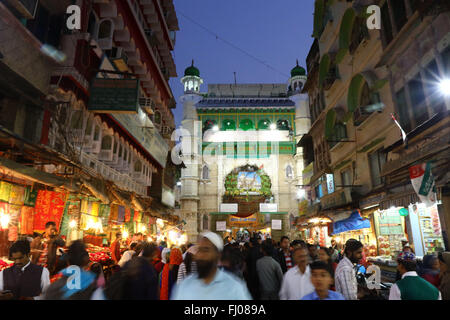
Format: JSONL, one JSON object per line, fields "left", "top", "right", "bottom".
{"left": 20, "top": 206, "right": 34, "bottom": 235}
{"left": 117, "top": 205, "right": 125, "bottom": 223}
{"left": 9, "top": 185, "right": 25, "bottom": 205}
{"left": 91, "top": 202, "right": 99, "bottom": 217}
{"left": 125, "top": 207, "right": 131, "bottom": 222}
{"left": 109, "top": 205, "right": 118, "bottom": 222}
{"left": 33, "top": 190, "right": 67, "bottom": 232}
{"left": 0, "top": 182, "right": 11, "bottom": 202}
{"left": 80, "top": 199, "right": 89, "bottom": 214}
{"left": 24, "top": 186, "right": 38, "bottom": 207}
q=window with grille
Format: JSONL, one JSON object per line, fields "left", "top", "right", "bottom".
{"left": 408, "top": 75, "right": 429, "bottom": 127}
{"left": 368, "top": 149, "right": 386, "bottom": 187}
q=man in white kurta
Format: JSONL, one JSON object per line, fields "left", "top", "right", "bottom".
{"left": 279, "top": 247, "right": 314, "bottom": 300}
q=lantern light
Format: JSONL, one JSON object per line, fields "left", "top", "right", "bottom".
{"left": 270, "top": 123, "right": 276, "bottom": 130}
{"left": 0, "top": 209, "right": 10, "bottom": 229}
{"left": 69, "top": 220, "right": 77, "bottom": 229}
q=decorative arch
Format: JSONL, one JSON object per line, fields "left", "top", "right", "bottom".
{"left": 202, "top": 164, "right": 210, "bottom": 180}
{"left": 101, "top": 135, "right": 113, "bottom": 150}
{"left": 257, "top": 119, "right": 271, "bottom": 130}
{"left": 276, "top": 119, "right": 290, "bottom": 130}
{"left": 239, "top": 119, "right": 254, "bottom": 131}
{"left": 98, "top": 18, "right": 114, "bottom": 40}
{"left": 222, "top": 119, "right": 236, "bottom": 130}
{"left": 336, "top": 8, "right": 356, "bottom": 63}
{"left": 202, "top": 214, "right": 209, "bottom": 231}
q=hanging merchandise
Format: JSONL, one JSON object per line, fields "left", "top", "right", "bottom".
{"left": 117, "top": 205, "right": 125, "bottom": 223}
{"left": 33, "top": 190, "right": 67, "bottom": 232}
{"left": 20, "top": 206, "right": 34, "bottom": 235}
{"left": 24, "top": 186, "right": 38, "bottom": 207}
{"left": 9, "top": 184, "right": 25, "bottom": 205}
{"left": 125, "top": 207, "right": 131, "bottom": 222}
{"left": 80, "top": 199, "right": 89, "bottom": 214}
{"left": 91, "top": 202, "right": 99, "bottom": 217}
{"left": 109, "top": 204, "right": 118, "bottom": 223}
{"left": 0, "top": 181, "right": 12, "bottom": 202}
{"left": 7, "top": 205, "right": 20, "bottom": 242}
{"left": 99, "top": 204, "right": 110, "bottom": 227}
{"left": 129, "top": 208, "right": 135, "bottom": 222}
{"left": 60, "top": 200, "right": 81, "bottom": 237}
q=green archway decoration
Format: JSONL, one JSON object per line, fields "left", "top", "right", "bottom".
{"left": 277, "top": 119, "right": 290, "bottom": 130}
{"left": 319, "top": 53, "right": 331, "bottom": 88}
{"left": 325, "top": 108, "right": 337, "bottom": 138}
{"left": 239, "top": 119, "right": 254, "bottom": 131}
{"left": 347, "top": 74, "right": 365, "bottom": 113}
{"left": 222, "top": 119, "right": 236, "bottom": 130}
{"left": 336, "top": 8, "right": 356, "bottom": 64}
{"left": 258, "top": 119, "right": 271, "bottom": 130}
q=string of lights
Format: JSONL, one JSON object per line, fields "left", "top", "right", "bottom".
{"left": 176, "top": 10, "right": 290, "bottom": 78}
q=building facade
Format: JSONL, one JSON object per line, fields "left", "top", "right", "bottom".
{"left": 298, "top": 0, "right": 449, "bottom": 272}
{"left": 178, "top": 63, "right": 310, "bottom": 242}
{"left": 0, "top": 0, "right": 181, "bottom": 253}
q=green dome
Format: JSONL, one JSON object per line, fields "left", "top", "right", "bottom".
{"left": 184, "top": 60, "right": 200, "bottom": 77}
{"left": 291, "top": 60, "right": 306, "bottom": 77}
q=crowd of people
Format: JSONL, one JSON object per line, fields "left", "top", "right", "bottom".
{"left": 1, "top": 223, "right": 450, "bottom": 300}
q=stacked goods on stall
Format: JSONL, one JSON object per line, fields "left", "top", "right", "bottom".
{"left": 86, "top": 244, "right": 112, "bottom": 264}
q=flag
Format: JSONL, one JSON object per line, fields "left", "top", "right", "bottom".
{"left": 391, "top": 113, "right": 408, "bottom": 148}
{"left": 409, "top": 163, "right": 436, "bottom": 207}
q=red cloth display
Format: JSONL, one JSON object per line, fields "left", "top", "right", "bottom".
{"left": 20, "top": 206, "right": 35, "bottom": 235}
{"left": 33, "top": 190, "right": 67, "bottom": 232}
{"left": 125, "top": 207, "right": 131, "bottom": 222}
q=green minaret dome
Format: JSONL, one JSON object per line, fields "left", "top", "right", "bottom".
{"left": 184, "top": 60, "right": 200, "bottom": 77}
{"left": 291, "top": 59, "right": 306, "bottom": 77}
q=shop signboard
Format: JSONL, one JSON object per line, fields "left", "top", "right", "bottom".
{"left": 216, "top": 221, "right": 227, "bottom": 231}
{"left": 272, "top": 219, "right": 282, "bottom": 230}
{"left": 88, "top": 78, "right": 140, "bottom": 113}
{"left": 260, "top": 203, "right": 278, "bottom": 213}
{"left": 326, "top": 174, "right": 335, "bottom": 194}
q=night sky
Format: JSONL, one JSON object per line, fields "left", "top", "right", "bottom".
{"left": 169, "top": 0, "right": 315, "bottom": 126}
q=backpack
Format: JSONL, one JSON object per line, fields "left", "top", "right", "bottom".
{"left": 44, "top": 275, "right": 98, "bottom": 300}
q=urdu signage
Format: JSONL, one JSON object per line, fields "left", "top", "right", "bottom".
{"left": 88, "top": 78, "right": 140, "bottom": 113}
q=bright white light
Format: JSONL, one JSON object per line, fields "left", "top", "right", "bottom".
{"left": 176, "top": 181, "right": 182, "bottom": 187}
{"left": 212, "top": 125, "right": 219, "bottom": 131}
{"left": 69, "top": 220, "right": 77, "bottom": 229}
{"left": 122, "top": 230, "right": 129, "bottom": 239}
{"left": 270, "top": 123, "right": 276, "bottom": 130}
{"left": 297, "top": 188, "right": 306, "bottom": 199}
{"left": 440, "top": 79, "right": 450, "bottom": 96}
{"left": 0, "top": 209, "right": 10, "bottom": 229}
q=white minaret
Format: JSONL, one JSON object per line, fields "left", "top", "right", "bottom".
{"left": 288, "top": 60, "right": 310, "bottom": 192}
{"left": 179, "top": 60, "right": 204, "bottom": 243}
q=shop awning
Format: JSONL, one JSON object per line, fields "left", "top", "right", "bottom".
{"left": 0, "top": 157, "right": 79, "bottom": 192}
{"left": 331, "top": 210, "right": 371, "bottom": 235}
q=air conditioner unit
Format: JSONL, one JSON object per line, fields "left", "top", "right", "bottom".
{"left": 353, "top": 106, "right": 372, "bottom": 126}
{"left": 6, "top": 0, "right": 38, "bottom": 19}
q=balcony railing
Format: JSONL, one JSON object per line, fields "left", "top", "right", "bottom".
{"left": 80, "top": 151, "right": 147, "bottom": 195}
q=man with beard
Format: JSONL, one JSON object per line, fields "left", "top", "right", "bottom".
{"left": 334, "top": 239, "right": 363, "bottom": 300}
{"left": 171, "top": 231, "right": 251, "bottom": 300}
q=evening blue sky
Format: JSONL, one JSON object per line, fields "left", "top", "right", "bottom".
{"left": 169, "top": 0, "right": 315, "bottom": 126}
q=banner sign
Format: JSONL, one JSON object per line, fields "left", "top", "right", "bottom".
{"left": 409, "top": 163, "right": 436, "bottom": 207}
{"left": 220, "top": 203, "right": 238, "bottom": 213}
{"left": 229, "top": 214, "right": 257, "bottom": 224}
{"left": 260, "top": 203, "right": 277, "bottom": 213}
{"left": 216, "top": 221, "right": 227, "bottom": 231}
{"left": 272, "top": 219, "right": 282, "bottom": 230}
{"left": 88, "top": 78, "right": 140, "bottom": 113}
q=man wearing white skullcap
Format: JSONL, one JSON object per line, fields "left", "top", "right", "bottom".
{"left": 171, "top": 231, "right": 252, "bottom": 300}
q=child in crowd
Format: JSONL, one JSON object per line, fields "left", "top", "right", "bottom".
{"left": 301, "top": 260, "right": 345, "bottom": 300}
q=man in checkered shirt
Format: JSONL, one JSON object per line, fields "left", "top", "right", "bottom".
{"left": 334, "top": 239, "right": 363, "bottom": 300}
